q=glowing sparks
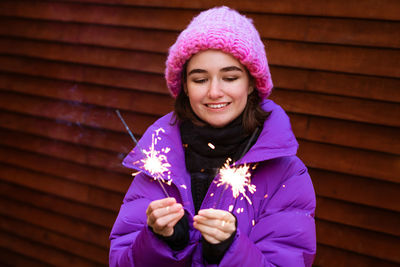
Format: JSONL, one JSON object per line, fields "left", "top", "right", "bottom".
{"left": 116, "top": 110, "right": 172, "bottom": 197}
{"left": 216, "top": 159, "right": 256, "bottom": 205}
{"left": 180, "top": 184, "right": 187, "bottom": 190}
{"left": 131, "top": 171, "right": 141, "bottom": 176}
{"left": 208, "top": 143, "right": 215, "bottom": 149}
{"left": 236, "top": 207, "right": 245, "bottom": 214}
{"left": 252, "top": 219, "right": 255, "bottom": 226}
{"left": 228, "top": 205, "right": 234, "bottom": 212}
{"left": 134, "top": 128, "right": 172, "bottom": 185}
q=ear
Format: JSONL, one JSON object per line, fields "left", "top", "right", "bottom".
{"left": 247, "top": 76, "right": 255, "bottom": 95}
{"left": 183, "top": 82, "right": 188, "bottom": 95}
{"left": 248, "top": 86, "right": 254, "bottom": 95}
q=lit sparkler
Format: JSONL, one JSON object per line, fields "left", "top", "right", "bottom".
{"left": 138, "top": 128, "right": 172, "bottom": 186}
{"left": 116, "top": 110, "right": 170, "bottom": 197}
{"left": 216, "top": 158, "right": 256, "bottom": 205}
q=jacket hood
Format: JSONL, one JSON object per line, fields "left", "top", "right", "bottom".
{"left": 122, "top": 100, "right": 298, "bottom": 181}
{"left": 240, "top": 99, "right": 298, "bottom": 164}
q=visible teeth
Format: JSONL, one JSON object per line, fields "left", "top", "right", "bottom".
{"left": 207, "top": 103, "right": 228, "bottom": 109}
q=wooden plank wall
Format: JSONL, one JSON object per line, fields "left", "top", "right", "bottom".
{"left": 0, "top": 0, "right": 399, "bottom": 266}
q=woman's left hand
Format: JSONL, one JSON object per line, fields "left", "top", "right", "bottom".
{"left": 193, "top": 208, "right": 236, "bottom": 244}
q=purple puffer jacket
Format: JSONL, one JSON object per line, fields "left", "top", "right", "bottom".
{"left": 109, "top": 100, "right": 316, "bottom": 266}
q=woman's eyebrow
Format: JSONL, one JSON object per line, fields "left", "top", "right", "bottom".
{"left": 188, "top": 69, "right": 207, "bottom": 76}
{"left": 187, "top": 66, "right": 243, "bottom": 76}
{"left": 220, "top": 66, "right": 243, "bottom": 72}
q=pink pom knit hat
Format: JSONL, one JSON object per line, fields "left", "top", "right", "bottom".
{"left": 165, "top": 6, "right": 273, "bottom": 99}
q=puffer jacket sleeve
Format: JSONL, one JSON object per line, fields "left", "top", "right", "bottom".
{"left": 109, "top": 172, "right": 195, "bottom": 267}
{"left": 214, "top": 156, "right": 316, "bottom": 267}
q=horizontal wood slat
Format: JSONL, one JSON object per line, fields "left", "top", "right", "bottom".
{"left": 0, "top": 72, "right": 175, "bottom": 116}
{"left": 310, "top": 169, "right": 400, "bottom": 212}
{"left": 317, "top": 219, "right": 400, "bottom": 263}
{"left": 0, "top": 111, "right": 134, "bottom": 153}
{"left": 0, "top": 54, "right": 168, "bottom": 94}
{"left": 0, "top": 161, "right": 124, "bottom": 211}
{"left": 0, "top": 215, "right": 108, "bottom": 264}
{"left": 0, "top": 195, "right": 110, "bottom": 248}
{"left": 299, "top": 140, "right": 399, "bottom": 183}
{"left": 315, "top": 244, "right": 400, "bottom": 267}
{"left": 0, "top": 36, "right": 166, "bottom": 74}
{"left": 267, "top": 41, "right": 400, "bottom": 78}
{"left": 1, "top": 1, "right": 399, "bottom": 48}
{"left": 0, "top": 229, "right": 103, "bottom": 267}
{"left": 272, "top": 89, "right": 400, "bottom": 127}
{"left": 316, "top": 196, "right": 400, "bottom": 236}
{"left": 0, "top": 248, "right": 52, "bottom": 267}
{"left": 272, "top": 67, "right": 400, "bottom": 103}
{"left": 0, "top": 90, "right": 157, "bottom": 135}
{"left": 0, "top": 145, "right": 129, "bottom": 195}
{"left": 0, "top": 180, "right": 116, "bottom": 228}
{"left": 290, "top": 114, "right": 399, "bottom": 155}
{"left": 0, "top": 128, "right": 129, "bottom": 174}
{"left": 56, "top": 0, "right": 400, "bottom": 20}
{"left": 0, "top": 17, "right": 177, "bottom": 53}
{"left": 0, "top": 1, "right": 193, "bottom": 31}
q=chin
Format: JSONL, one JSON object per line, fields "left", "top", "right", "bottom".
{"left": 206, "top": 118, "right": 233, "bottom": 128}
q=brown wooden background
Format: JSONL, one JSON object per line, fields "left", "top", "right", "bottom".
{"left": 0, "top": 0, "right": 399, "bottom": 266}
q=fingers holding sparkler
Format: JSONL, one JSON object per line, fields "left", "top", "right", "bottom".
{"left": 193, "top": 209, "right": 236, "bottom": 244}
{"left": 146, "top": 198, "right": 184, "bottom": 237}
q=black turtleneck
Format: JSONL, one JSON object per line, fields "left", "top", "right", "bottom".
{"left": 180, "top": 113, "right": 255, "bottom": 213}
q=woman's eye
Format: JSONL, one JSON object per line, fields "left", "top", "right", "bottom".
{"left": 193, "top": 78, "right": 207, "bottom": 84}
{"left": 224, "top": 77, "right": 238, "bottom": 82}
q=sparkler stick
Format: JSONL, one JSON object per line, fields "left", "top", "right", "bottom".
{"left": 238, "top": 127, "right": 259, "bottom": 160}
{"left": 116, "top": 110, "right": 142, "bottom": 154}
{"left": 115, "top": 110, "right": 170, "bottom": 197}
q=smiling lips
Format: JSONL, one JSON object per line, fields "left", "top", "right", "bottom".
{"left": 206, "top": 102, "right": 230, "bottom": 109}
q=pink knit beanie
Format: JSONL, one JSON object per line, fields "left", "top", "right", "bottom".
{"left": 165, "top": 6, "right": 273, "bottom": 99}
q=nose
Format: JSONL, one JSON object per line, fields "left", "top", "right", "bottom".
{"left": 207, "top": 78, "right": 224, "bottom": 99}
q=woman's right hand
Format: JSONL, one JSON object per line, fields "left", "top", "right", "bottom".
{"left": 146, "top": 197, "right": 185, "bottom": 237}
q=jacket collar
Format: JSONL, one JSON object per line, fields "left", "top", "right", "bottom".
{"left": 238, "top": 99, "right": 298, "bottom": 165}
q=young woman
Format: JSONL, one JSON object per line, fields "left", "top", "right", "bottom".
{"left": 110, "top": 6, "right": 316, "bottom": 266}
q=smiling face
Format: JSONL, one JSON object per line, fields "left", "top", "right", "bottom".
{"left": 185, "top": 50, "right": 253, "bottom": 128}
